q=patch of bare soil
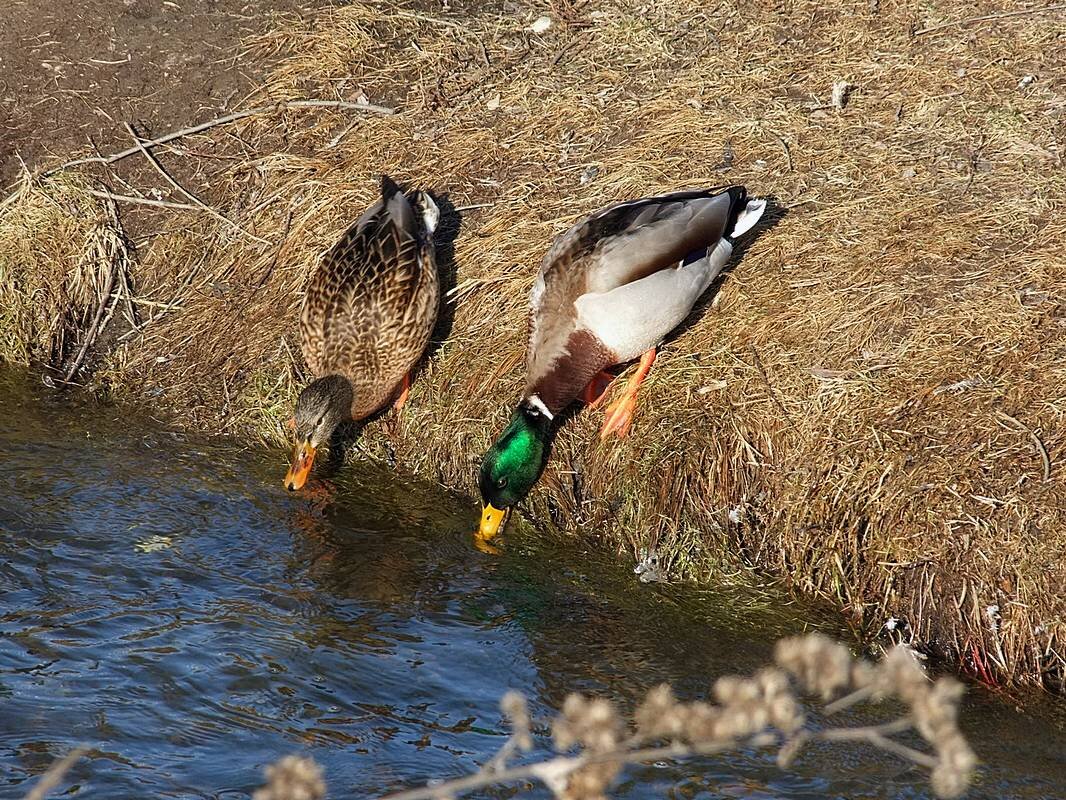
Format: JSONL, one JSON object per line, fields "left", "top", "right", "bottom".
{"left": 0, "top": 0, "right": 326, "bottom": 186}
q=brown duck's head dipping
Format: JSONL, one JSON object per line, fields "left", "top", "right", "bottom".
{"left": 477, "top": 401, "right": 553, "bottom": 541}
{"left": 284, "top": 375, "right": 354, "bottom": 491}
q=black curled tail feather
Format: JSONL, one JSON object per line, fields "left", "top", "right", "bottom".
{"left": 380, "top": 174, "right": 403, "bottom": 201}
{"left": 722, "top": 186, "right": 749, "bottom": 242}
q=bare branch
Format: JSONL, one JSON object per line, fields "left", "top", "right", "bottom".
{"left": 821, "top": 727, "right": 939, "bottom": 769}
{"left": 22, "top": 746, "right": 89, "bottom": 800}
{"left": 914, "top": 3, "right": 1066, "bottom": 36}
{"left": 122, "top": 121, "right": 270, "bottom": 246}
{"left": 41, "top": 99, "right": 395, "bottom": 177}
{"left": 376, "top": 636, "right": 974, "bottom": 800}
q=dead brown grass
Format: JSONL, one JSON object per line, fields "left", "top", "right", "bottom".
{"left": 2, "top": 0, "right": 1065, "bottom": 688}
{"left": 0, "top": 176, "right": 131, "bottom": 374}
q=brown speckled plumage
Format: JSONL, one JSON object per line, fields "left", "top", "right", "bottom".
{"left": 300, "top": 176, "right": 439, "bottom": 419}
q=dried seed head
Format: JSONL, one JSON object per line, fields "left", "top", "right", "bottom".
{"left": 873, "top": 646, "right": 929, "bottom": 703}
{"left": 706, "top": 668, "right": 801, "bottom": 742}
{"left": 774, "top": 634, "right": 853, "bottom": 700}
{"left": 905, "top": 676, "right": 976, "bottom": 798}
{"left": 768, "top": 692, "right": 804, "bottom": 735}
{"left": 713, "top": 702, "right": 767, "bottom": 741}
{"left": 756, "top": 666, "right": 789, "bottom": 696}
{"left": 552, "top": 694, "right": 622, "bottom": 754}
{"left": 254, "top": 756, "right": 326, "bottom": 800}
{"left": 550, "top": 694, "right": 625, "bottom": 798}
{"left": 712, "top": 675, "right": 744, "bottom": 705}
{"left": 911, "top": 678, "right": 961, "bottom": 741}
{"left": 634, "top": 683, "right": 685, "bottom": 741}
{"left": 501, "top": 690, "right": 534, "bottom": 751}
{"left": 931, "top": 730, "right": 977, "bottom": 799}
{"left": 680, "top": 701, "right": 720, "bottom": 742}
{"left": 850, "top": 659, "right": 877, "bottom": 690}
{"left": 560, "top": 761, "right": 620, "bottom": 800}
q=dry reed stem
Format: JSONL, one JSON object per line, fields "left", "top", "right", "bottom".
{"left": 0, "top": 176, "right": 131, "bottom": 375}
{"left": 20, "top": 746, "right": 88, "bottom": 800}
{"left": 337, "top": 635, "right": 974, "bottom": 799}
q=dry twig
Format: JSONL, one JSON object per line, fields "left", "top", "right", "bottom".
{"left": 82, "top": 187, "right": 199, "bottom": 211}
{"left": 21, "top": 746, "right": 88, "bottom": 800}
{"left": 123, "top": 121, "right": 270, "bottom": 245}
{"left": 41, "top": 99, "right": 394, "bottom": 177}
{"left": 914, "top": 3, "right": 1066, "bottom": 35}
{"left": 374, "top": 636, "right": 974, "bottom": 800}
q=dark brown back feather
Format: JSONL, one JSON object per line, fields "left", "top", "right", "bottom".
{"left": 300, "top": 180, "right": 439, "bottom": 419}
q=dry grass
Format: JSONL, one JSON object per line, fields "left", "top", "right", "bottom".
{"left": 2, "top": 0, "right": 1065, "bottom": 687}
{"left": 0, "top": 176, "right": 129, "bottom": 373}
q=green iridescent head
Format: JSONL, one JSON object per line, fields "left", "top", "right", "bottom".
{"left": 478, "top": 403, "right": 552, "bottom": 539}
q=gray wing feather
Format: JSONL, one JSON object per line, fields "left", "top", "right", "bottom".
{"left": 584, "top": 191, "right": 734, "bottom": 293}
{"left": 525, "top": 187, "right": 744, "bottom": 402}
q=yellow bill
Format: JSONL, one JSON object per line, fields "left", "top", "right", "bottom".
{"left": 284, "top": 439, "right": 317, "bottom": 491}
{"left": 478, "top": 503, "right": 510, "bottom": 541}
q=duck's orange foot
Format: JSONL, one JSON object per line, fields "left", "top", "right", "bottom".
{"left": 600, "top": 391, "right": 638, "bottom": 439}
{"left": 599, "top": 348, "right": 656, "bottom": 440}
{"left": 582, "top": 370, "right": 615, "bottom": 409}
{"left": 393, "top": 372, "right": 411, "bottom": 411}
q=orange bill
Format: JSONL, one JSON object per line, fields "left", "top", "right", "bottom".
{"left": 284, "top": 439, "right": 317, "bottom": 491}
{"left": 477, "top": 503, "right": 510, "bottom": 541}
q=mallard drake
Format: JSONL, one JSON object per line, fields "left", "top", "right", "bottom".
{"left": 284, "top": 176, "right": 440, "bottom": 491}
{"left": 477, "top": 186, "right": 765, "bottom": 539}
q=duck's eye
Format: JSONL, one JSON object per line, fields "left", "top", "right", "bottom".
{"left": 496, "top": 477, "right": 509, "bottom": 489}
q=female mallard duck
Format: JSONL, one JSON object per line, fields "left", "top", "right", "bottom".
{"left": 477, "top": 185, "right": 765, "bottom": 539}
{"left": 284, "top": 176, "right": 440, "bottom": 491}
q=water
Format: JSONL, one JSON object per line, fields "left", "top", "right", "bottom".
{"left": 1, "top": 368, "right": 1065, "bottom": 799}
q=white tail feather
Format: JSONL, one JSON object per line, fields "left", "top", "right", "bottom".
{"left": 419, "top": 192, "right": 440, "bottom": 234}
{"left": 730, "top": 199, "right": 766, "bottom": 238}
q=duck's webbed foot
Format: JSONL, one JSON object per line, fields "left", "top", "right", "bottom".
{"left": 600, "top": 348, "right": 656, "bottom": 440}
{"left": 393, "top": 372, "right": 412, "bottom": 411}
{"left": 582, "top": 370, "right": 615, "bottom": 409}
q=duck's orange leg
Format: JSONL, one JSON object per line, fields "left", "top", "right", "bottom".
{"left": 582, "top": 370, "right": 615, "bottom": 409}
{"left": 600, "top": 349, "right": 656, "bottom": 440}
{"left": 393, "top": 372, "right": 412, "bottom": 411}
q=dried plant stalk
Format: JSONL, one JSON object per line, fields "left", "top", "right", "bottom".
{"left": 254, "top": 635, "right": 975, "bottom": 800}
